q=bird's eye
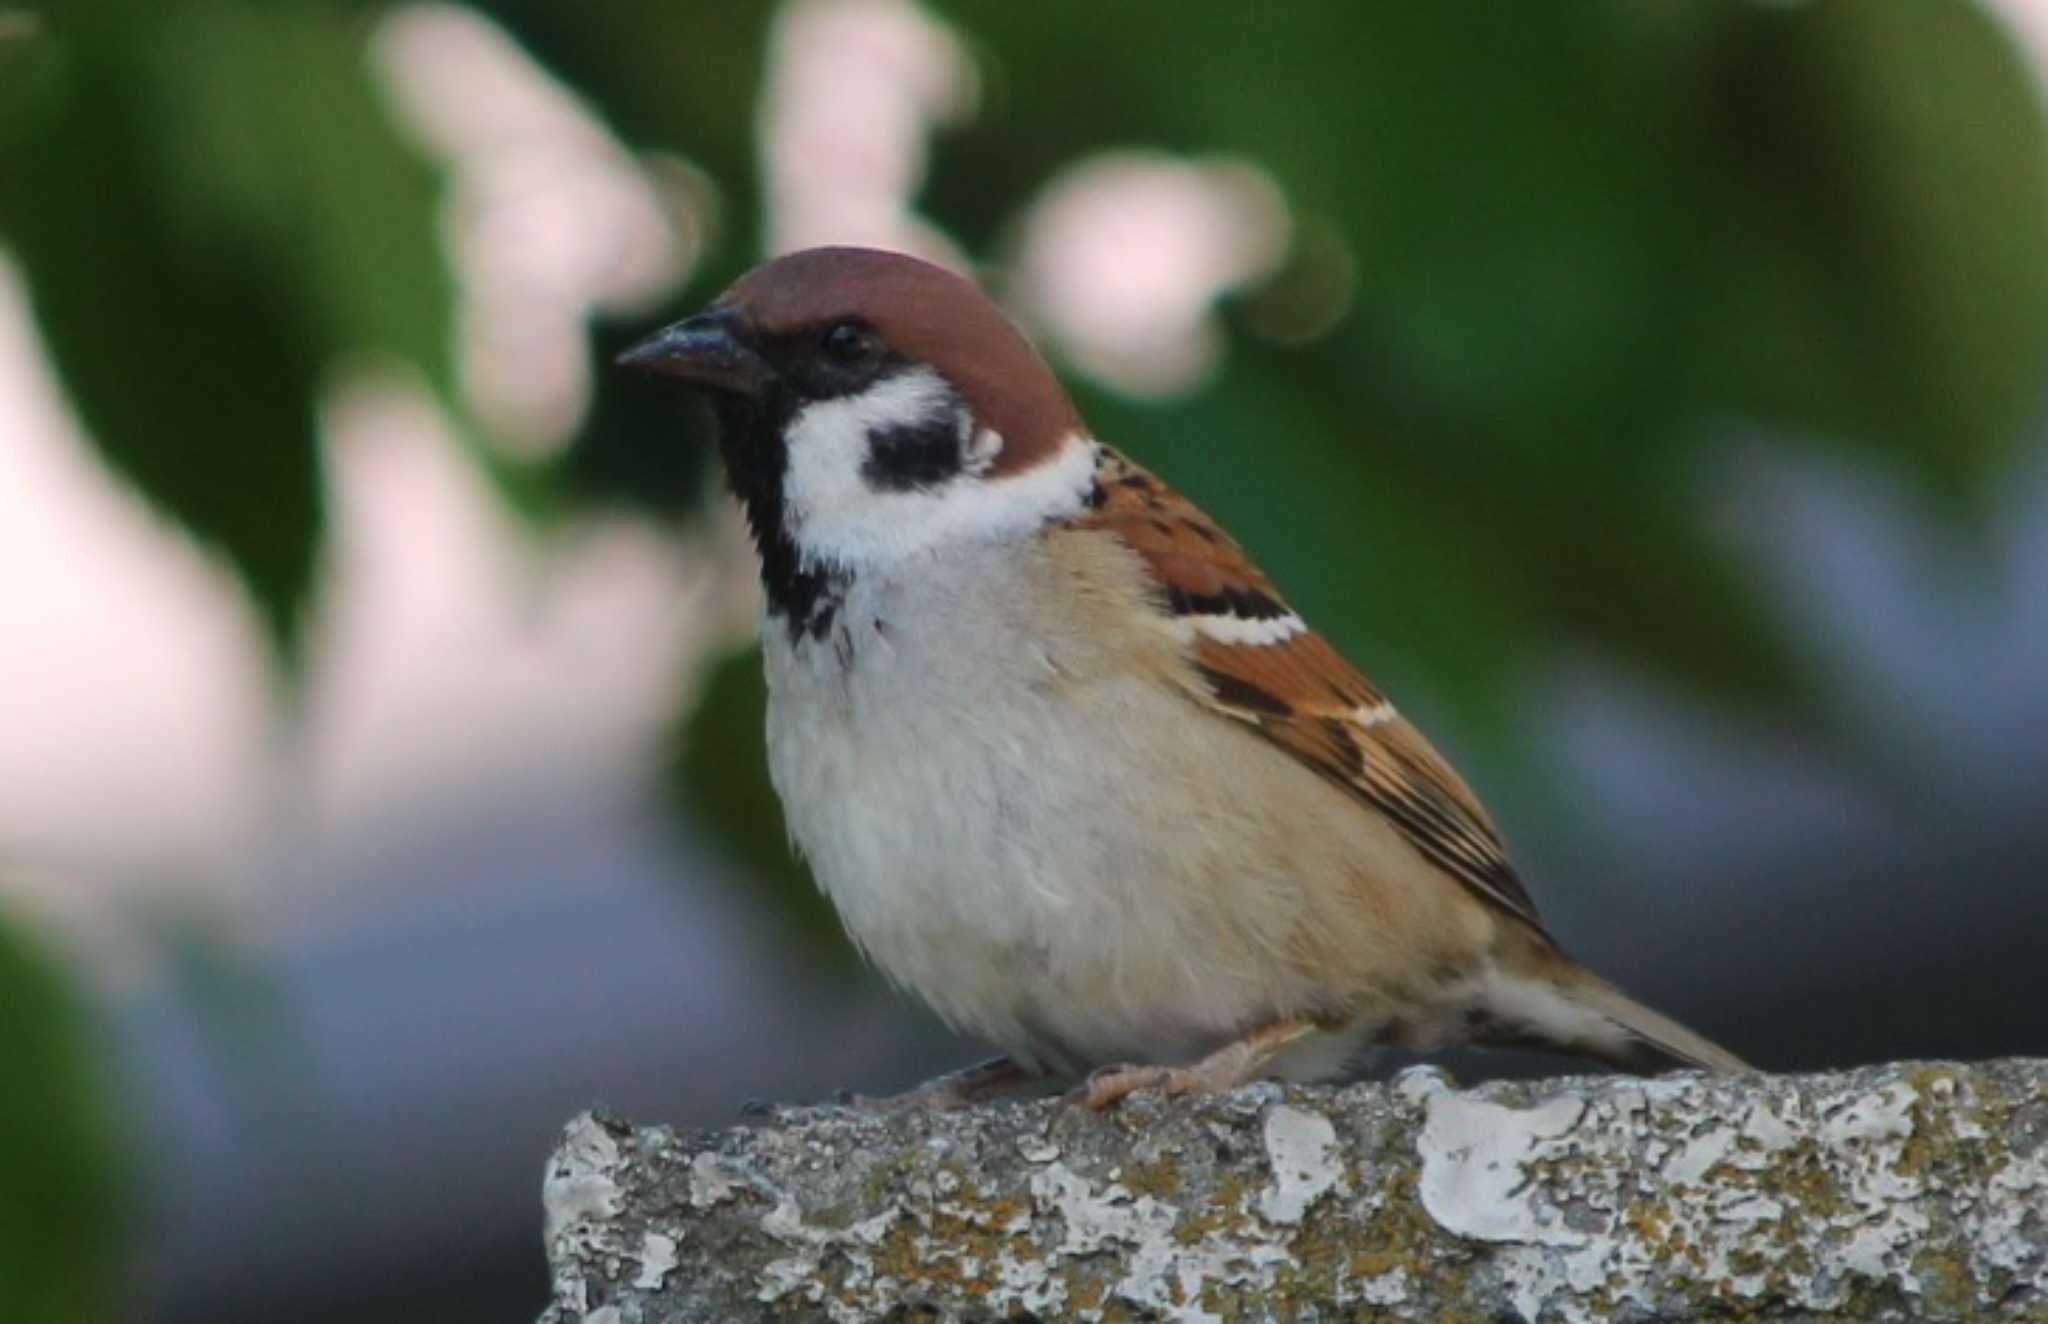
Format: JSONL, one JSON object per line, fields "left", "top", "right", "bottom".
{"left": 821, "top": 319, "right": 876, "bottom": 365}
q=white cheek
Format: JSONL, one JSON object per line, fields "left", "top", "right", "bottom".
{"left": 962, "top": 425, "right": 1002, "bottom": 474}
{"left": 781, "top": 370, "right": 1100, "bottom": 569}
{"left": 781, "top": 368, "right": 960, "bottom": 550}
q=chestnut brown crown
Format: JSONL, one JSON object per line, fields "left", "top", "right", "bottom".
{"left": 623, "top": 247, "right": 1084, "bottom": 477}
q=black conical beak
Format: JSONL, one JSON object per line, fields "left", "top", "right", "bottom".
{"left": 616, "top": 311, "right": 772, "bottom": 396}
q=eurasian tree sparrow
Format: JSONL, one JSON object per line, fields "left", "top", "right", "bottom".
{"left": 621, "top": 247, "right": 1747, "bottom": 1107}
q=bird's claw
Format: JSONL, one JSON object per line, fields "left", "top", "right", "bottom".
{"left": 1070, "top": 1062, "right": 1204, "bottom": 1110}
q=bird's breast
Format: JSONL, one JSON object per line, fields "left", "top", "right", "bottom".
{"left": 760, "top": 548, "right": 1140, "bottom": 967}
{"left": 751, "top": 535, "right": 1478, "bottom": 1072}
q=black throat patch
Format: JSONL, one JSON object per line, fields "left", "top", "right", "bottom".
{"left": 703, "top": 337, "right": 969, "bottom": 643}
{"left": 711, "top": 393, "right": 846, "bottom": 643}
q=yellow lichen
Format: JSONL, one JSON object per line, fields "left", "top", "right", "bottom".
{"left": 1117, "top": 1153, "right": 1185, "bottom": 1200}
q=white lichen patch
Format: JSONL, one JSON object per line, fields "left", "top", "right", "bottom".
{"left": 1419, "top": 1090, "right": 1589, "bottom": 1246}
{"left": 679, "top": 1094, "right": 1379, "bottom": 1322}
{"left": 1978, "top": 1136, "right": 2048, "bottom": 1281}
{"left": 1360, "top": 1264, "right": 1412, "bottom": 1306}
{"left": 1409, "top": 1069, "right": 2048, "bottom": 1322}
{"left": 1392, "top": 1063, "right": 1456, "bottom": 1105}
{"left": 1258, "top": 1103, "right": 1344, "bottom": 1224}
{"left": 686, "top": 1150, "right": 746, "bottom": 1209}
{"left": 1023, "top": 1161, "right": 1297, "bottom": 1320}
{"left": 540, "top": 1114, "right": 630, "bottom": 1318}
{"left": 1032, "top": 1164, "right": 1196, "bottom": 1317}
{"left": 630, "top": 1231, "right": 678, "bottom": 1291}
{"left": 755, "top": 1201, "right": 905, "bottom": 1316}
{"left": 1821, "top": 1084, "right": 1931, "bottom": 1280}
{"left": 536, "top": 1064, "right": 2048, "bottom": 1324}
{"left": 543, "top": 1113, "right": 625, "bottom": 1245}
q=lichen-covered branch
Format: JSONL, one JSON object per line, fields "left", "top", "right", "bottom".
{"left": 537, "top": 1060, "right": 2047, "bottom": 1322}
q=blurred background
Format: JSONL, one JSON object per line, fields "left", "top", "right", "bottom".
{"left": 3, "top": 0, "right": 2047, "bottom": 1319}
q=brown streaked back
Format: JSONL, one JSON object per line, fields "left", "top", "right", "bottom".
{"left": 1068, "top": 445, "right": 1555, "bottom": 938}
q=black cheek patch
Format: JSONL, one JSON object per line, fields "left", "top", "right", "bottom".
{"left": 860, "top": 418, "right": 963, "bottom": 492}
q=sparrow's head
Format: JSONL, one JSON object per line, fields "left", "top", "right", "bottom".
{"left": 621, "top": 247, "right": 1097, "bottom": 595}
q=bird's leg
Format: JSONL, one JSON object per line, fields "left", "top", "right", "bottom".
{"left": 1077, "top": 1017, "right": 1321, "bottom": 1110}
{"left": 855, "top": 1056, "right": 1043, "bottom": 1111}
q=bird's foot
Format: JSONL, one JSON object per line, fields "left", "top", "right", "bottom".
{"left": 1070, "top": 1017, "right": 1325, "bottom": 1110}
{"left": 1074, "top": 1062, "right": 1205, "bottom": 1110}
{"left": 847, "top": 1056, "right": 1040, "bottom": 1112}
{"left": 1072, "top": 1044, "right": 1276, "bottom": 1110}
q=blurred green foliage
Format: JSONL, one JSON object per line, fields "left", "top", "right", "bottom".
{"left": 0, "top": 912, "right": 124, "bottom": 1324}
{"left": 7, "top": 2, "right": 2044, "bottom": 684}
{"left": 929, "top": 1, "right": 2048, "bottom": 733}
{"left": 2, "top": 0, "right": 2046, "bottom": 1106}
{"left": 0, "top": 4, "right": 448, "bottom": 652}
{"left": 488, "top": 1, "right": 779, "bottom": 520}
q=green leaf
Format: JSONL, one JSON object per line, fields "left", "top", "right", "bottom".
{"left": 0, "top": 12, "right": 56, "bottom": 144}
{"left": 0, "top": 18, "right": 324, "bottom": 652}
{"left": 476, "top": 0, "right": 780, "bottom": 523}
{"left": 0, "top": 2, "right": 453, "bottom": 656}
{"left": 917, "top": 0, "right": 2047, "bottom": 724}
{"left": 1697, "top": 0, "right": 2048, "bottom": 497}
{"left": 147, "top": 6, "right": 453, "bottom": 391}
{"left": 473, "top": 0, "right": 773, "bottom": 185}
{"left": 0, "top": 911, "right": 125, "bottom": 1324}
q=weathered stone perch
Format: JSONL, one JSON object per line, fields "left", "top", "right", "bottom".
{"left": 538, "top": 1060, "right": 2046, "bottom": 1322}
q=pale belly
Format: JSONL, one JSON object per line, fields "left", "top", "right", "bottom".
{"left": 754, "top": 559, "right": 1458, "bottom": 1079}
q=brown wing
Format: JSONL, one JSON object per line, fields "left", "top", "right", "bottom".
{"left": 1070, "top": 447, "right": 1551, "bottom": 937}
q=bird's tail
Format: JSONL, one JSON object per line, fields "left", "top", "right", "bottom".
{"left": 1477, "top": 943, "right": 1750, "bottom": 1074}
